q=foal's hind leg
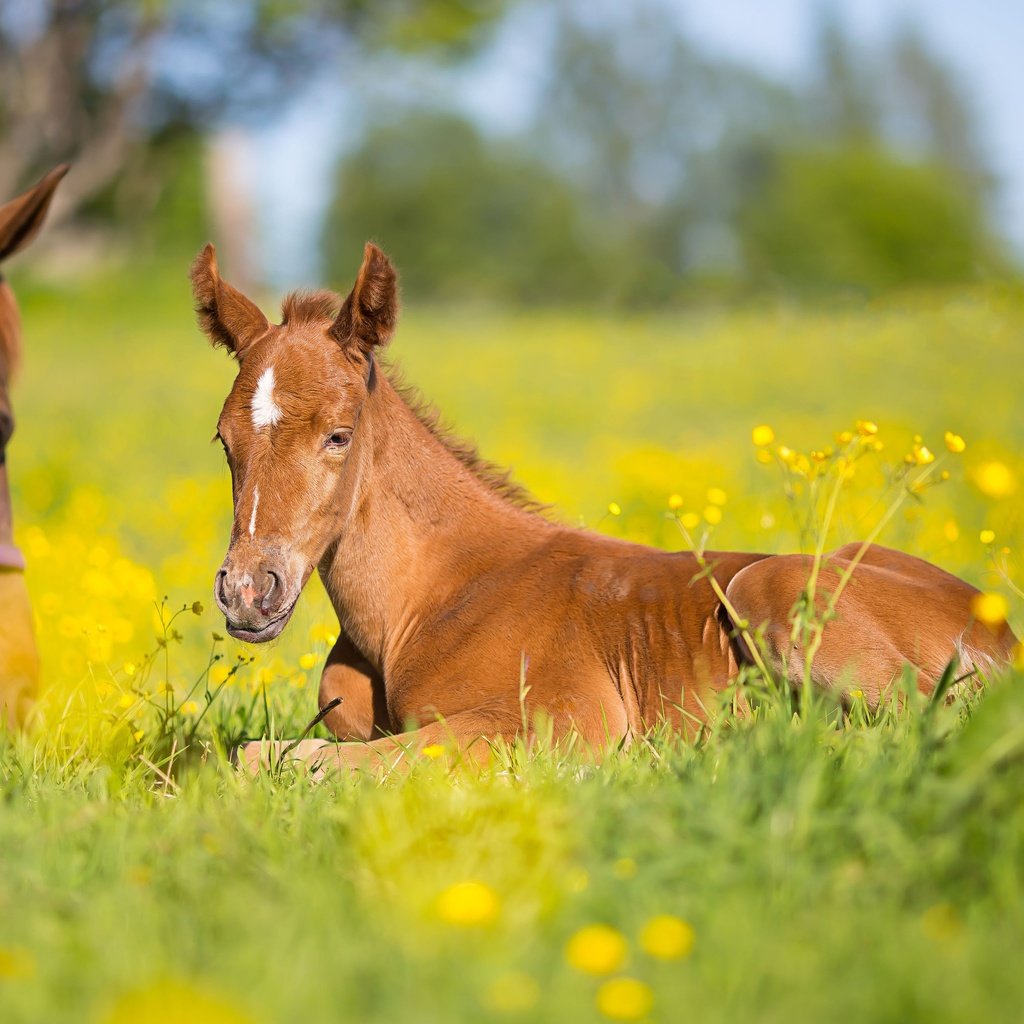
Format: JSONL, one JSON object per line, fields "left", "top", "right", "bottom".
{"left": 316, "top": 634, "right": 390, "bottom": 741}
{"left": 724, "top": 547, "right": 1015, "bottom": 706}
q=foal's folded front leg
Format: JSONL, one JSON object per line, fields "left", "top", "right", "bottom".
{"left": 236, "top": 709, "right": 510, "bottom": 779}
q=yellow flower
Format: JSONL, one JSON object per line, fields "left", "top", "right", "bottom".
{"left": 974, "top": 460, "right": 1017, "bottom": 498}
{"left": 979, "top": 529, "right": 996, "bottom": 545}
{"left": 133, "top": 729, "right": 145, "bottom": 743}
{"left": 607, "top": 502, "right": 622, "bottom": 517}
{"left": 667, "top": 494, "right": 683, "bottom": 511}
{"left": 855, "top": 419, "right": 878, "bottom": 437}
{"left": 298, "top": 653, "right": 318, "bottom": 671}
{"left": 776, "top": 445, "right": 796, "bottom": 465}
{"left": 755, "top": 449, "right": 773, "bottom": 465}
{"left": 835, "top": 430, "right": 854, "bottom": 445}
{"left": 103, "top": 979, "right": 253, "bottom": 1024}
{"left": 421, "top": 744, "right": 446, "bottom": 760}
{"left": 751, "top": 424, "right": 775, "bottom": 446}
{"left": 565, "top": 924, "right": 628, "bottom": 975}
{"left": 124, "top": 662, "right": 137, "bottom": 677}
{"left": 944, "top": 431, "right": 966, "bottom": 454}
{"left": 913, "top": 445, "right": 935, "bottom": 465}
{"left": 596, "top": 978, "right": 653, "bottom": 1021}
{"left": 0, "top": 946, "right": 36, "bottom": 979}
{"left": 180, "top": 700, "right": 200, "bottom": 716}
{"left": 942, "top": 520, "right": 959, "bottom": 542}
{"left": 971, "top": 592, "right": 1009, "bottom": 628}
{"left": 118, "top": 693, "right": 135, "bottom": 709}
{"left": 436, "top": 881, "right": 500, "bottom": 926}
{"left": 482, "top": 972, "right": 540, "bottom": 1014}
{"left": 680, "top": 513, "right": 700, "bottom": 530}
{"left": 703, "top": 506, "right": 723, "bottom": 526}
{"left": 639, "top": 915, "right": 695, "bottom": 960}
{"left": 706, "top": 487, "right": 727, "bottom": 507}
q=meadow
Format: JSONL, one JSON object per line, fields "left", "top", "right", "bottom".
{"left": 1, "top": 266, "right": 1022, "bottom": 1022}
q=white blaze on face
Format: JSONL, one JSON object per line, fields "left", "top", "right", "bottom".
{"left": 249, "top": 486, "right": 259, "bottom": 538}
{"left": 251, "top": 366, "right": 282, "bottom": 428}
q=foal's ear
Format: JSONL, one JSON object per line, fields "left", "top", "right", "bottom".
{"left": 190, "top": 243, "right": 269, "bottom": 358}
{"left": 0, "top": 164, "right": 69, "bottom": 264}
{"left": 330, "top": 242, "right": 398, "bottom": 354}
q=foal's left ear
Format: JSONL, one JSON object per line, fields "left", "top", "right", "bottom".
{"left": 190, "top": 243, "right": 270, "bottom": 359}
{"left": 330, "top": 242, "right": 398, "bottom": 354}
{"left": 0, "top": 164, "right": 69, "bottom": 264}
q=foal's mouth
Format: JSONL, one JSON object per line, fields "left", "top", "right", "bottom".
{"left": 225, "top": 600, "right": 298, "bottom": 644}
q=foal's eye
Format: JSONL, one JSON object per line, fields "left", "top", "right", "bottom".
{"left": 326, "top": 430, "right": 351, "bottom": 450}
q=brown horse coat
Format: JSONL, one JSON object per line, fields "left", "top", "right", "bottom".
{"left": 191, "top": 242, "right": 1016, "bottom": 774}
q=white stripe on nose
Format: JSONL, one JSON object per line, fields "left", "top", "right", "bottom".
{"left": 252, "top": 366, "right": 282, "bottom": 428}
{"left": 249, "top": 486, "right": 259, "bottom": 538}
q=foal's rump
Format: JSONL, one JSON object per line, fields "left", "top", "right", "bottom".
{"left": 724, "top": 543, "right": 1016, "bottom": 703}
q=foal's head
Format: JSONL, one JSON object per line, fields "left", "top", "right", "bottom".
{"left": 192, "top": 242, "right": 398, "bottom": 642}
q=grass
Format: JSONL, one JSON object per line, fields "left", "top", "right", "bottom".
{"left": 0, "top": 266, "right": 1022, "bottom": 1021}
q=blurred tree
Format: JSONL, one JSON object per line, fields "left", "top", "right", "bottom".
{"left": 809, "top": 9, "right": 879, "bottom": 143}
{"left": 735, "top": 146, "right": 1003, "bottom": 294}
{"left": 0, "top": 0, "right": 511, "bottom": 222}
{"left": 326, "top": 113, "right": 609, "bottom": 303}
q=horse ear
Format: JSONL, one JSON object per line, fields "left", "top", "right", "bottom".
{"left": 330, "top": 242, "right": 398, "bottom": 354}
{"left": 0, "top": 164, "right": 69, "bottom": 264}
{"left": 190, "top": 243, "right": 269, "bottom": 358}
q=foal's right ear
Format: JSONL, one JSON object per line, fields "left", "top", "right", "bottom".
{"left": 190, "top": 244, "right": 269, "bottom": 358}
{"left": 0, "top": 164, "right": 69, "bottom": 264}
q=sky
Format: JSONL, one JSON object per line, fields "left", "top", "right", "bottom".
{"left": 251, "top": 0, "right": 1024, "bottom": 286}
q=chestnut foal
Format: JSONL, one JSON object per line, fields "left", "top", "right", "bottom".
{"left": 192, "top": 242, "right": 1016, "bottom": 775}
{"left": 0, "top": 165, "right": 67, "bottom": 728}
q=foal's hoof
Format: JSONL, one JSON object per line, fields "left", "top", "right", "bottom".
{"left": 232, "top": 739, "right": 330, "bottom": 778}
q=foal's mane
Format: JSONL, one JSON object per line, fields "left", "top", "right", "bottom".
{"left": 384, "top": 366, "right": 551, "bottom": 517}
{"left": 280, "top": 290, "right": 550, "bottom": 518}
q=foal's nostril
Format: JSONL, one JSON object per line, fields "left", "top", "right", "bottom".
{"left": 262, "top": 570, "right": 281, "bottom": 611}
{"left": 215, "top": 570, "right": 228, "bottom": 607}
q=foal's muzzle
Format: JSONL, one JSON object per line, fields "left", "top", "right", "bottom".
{"left": 215, "top": 556, "right": 299, "bottom": 643}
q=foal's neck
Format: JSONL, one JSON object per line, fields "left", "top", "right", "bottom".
{"left": 319, "top": 373, "right": 545, "bottom": 672}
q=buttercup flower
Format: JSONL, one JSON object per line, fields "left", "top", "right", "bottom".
{"left": 436, "top": 881, "right": 500, "bottom": 926}
{"left": 565, "top": 924, "right": 628, "bottom": 975}
{"left": 971, "top": 592, "right": 1008, "bottom": 627}
{"left": 974, "top": 460, "right": 1017, "bottom": 498}
{"left": 944, "top": 431, "right": 966, "bottom": 454}
{"left": 751, "top": 424, "right": 775, "bottom": 446}
{"left": 639, "top": 914, "right": 695, "bottom": 960}
{"left": 596, "top": 978, "right": 653, "bottom": 1021}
